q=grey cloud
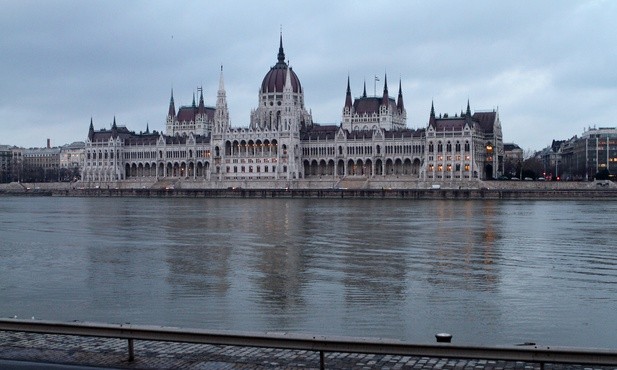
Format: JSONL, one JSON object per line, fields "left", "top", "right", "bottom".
{"left": 1, "top": 1, "right": 616, "bottom": 151}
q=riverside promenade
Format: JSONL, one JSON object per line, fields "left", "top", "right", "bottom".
{"left": 1, "top": 179, "right": 617, "bottom": 200}
{"left": 1, "top": 330, "right": 616, "bottom": 370}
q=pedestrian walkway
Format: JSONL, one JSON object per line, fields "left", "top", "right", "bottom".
{"left": 1, "top": 331, "right": 615, "bottom": 369}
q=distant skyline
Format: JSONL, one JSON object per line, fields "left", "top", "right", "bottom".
{"left": 1, "top": 1, "right": 616, "bottom": 151}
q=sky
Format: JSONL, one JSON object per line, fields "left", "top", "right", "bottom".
{"left": 1, "top": 1, "right": 616, "bottom": 151}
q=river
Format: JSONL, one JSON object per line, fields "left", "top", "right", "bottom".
{"left": 0, "top": 196, "right": 615, "bottom": 348}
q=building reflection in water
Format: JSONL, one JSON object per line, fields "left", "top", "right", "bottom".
{"left": 427, "top": 200, "right": 500, "bottom": 290}
{"left": 6, "top": 196, "right": 617, "bottom": 346}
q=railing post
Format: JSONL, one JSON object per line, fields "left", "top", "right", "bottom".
{"left": 128, "top": 338, "right": 135, "bottom": 362}
{"left": 320, "top": 350, "right": 325, "bottom": 370}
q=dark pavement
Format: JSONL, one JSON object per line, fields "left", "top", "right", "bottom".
{"left": 1, "top": 331, "right": 615, "bottom": 369}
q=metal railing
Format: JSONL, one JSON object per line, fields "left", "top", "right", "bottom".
{"left": 1, "top": 319, "right": 616, "bottom": 369}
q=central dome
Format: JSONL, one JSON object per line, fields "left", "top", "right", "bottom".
{"left": 260, "top": 36, "right": 302, "bottom": 94}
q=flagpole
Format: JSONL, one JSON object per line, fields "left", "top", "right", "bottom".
{"left": 374, "top": 75, "right": 379, "bottom": 97}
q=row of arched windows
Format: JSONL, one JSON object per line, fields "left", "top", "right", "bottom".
{"left": 428, "top": 140, "right": 470, "bottom": 153}
{"left": 86, "top": 149, "right": 119, "bottom": 160}
{"left": 223, "top": 139, "right": 280, "bottom": 156}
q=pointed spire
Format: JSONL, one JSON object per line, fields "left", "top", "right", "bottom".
{"left": 145, "top": 123, "right": 150, "bottom": 134}
{"left": 219, "top": 65, "right": 225, "bottom": 90}
{"left": 192, "top": 92, "right": 196, "bottom": 107}
{"left": 429, "top": 101, "right": 436, "bottom": 127}
{"left": 362, "top": 79, "right": 367, "bottom": 98}
{"left": 464, "top": 99, "right": 473, "bottom": 126}
{"left": 88, "top": 117, "right": 94, "bottom": 140}
{"left": 345, "top": 76, "right": 353, "bottom": 109}
{"left": 383, "top": 74, "right": 388, "bottom": 93}
{"left": 396, "top": 79, "right": 404, "bottom": 112}
{"left": 277, "top": 31, "right": 285, "bottom": 65}
{"left": 215, "top": 64, "right": 229, "bottom": 132}
{"left": 111, "top": 116, "right": 118, "bottom": 138}
{"left": 381, "top": 73, "right": 389, "bottom": 106}
{"left": 284, "top": 63, "right": 293, "bottom": 91}
{"left": 168, "top": 88, "right": 176, "bottom": 117}
{"left": 197, "top": 86, "right": 206, "bottom": 114}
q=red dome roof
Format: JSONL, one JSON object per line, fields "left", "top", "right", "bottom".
{"left": 261, "top": 65, "right": 301, "bottom": 94}
{"left": 260, "top": 35, "right": 302, "bottom": 94}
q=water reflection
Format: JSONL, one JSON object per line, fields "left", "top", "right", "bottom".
{"left": 412, "top": 201, "right": 501, "bottom": 292}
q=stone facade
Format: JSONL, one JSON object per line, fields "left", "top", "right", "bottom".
{"left": 81, "top": 36, "right": 504, "bottom": 188}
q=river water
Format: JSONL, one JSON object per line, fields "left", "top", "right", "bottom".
{"left": 1, "top": 196, "right": 616, "bottom": 348}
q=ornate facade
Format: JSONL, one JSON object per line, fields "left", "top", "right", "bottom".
{"left": 82, "top": 36, "right": 503, "bottom": 188}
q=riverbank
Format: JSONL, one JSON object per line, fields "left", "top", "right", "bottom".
{"left": 1, "top": 180, "right": 616, "bottom": 199}
{"left": 2, "top": 329, "right": 616, "bottom": 370}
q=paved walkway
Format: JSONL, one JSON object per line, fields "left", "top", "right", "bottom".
{"left": 1, "top": 331, "right": 615, "bottom": 369}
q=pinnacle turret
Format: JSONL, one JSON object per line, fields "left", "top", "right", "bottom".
{"left": 381, "top": 74, "right": 389, "bottom": 106}
{"left": 88, "top": 117, "right": 94, "bottom": 140}
{"left": 197, "top": 87, "right": 206, "bottom": 115}
{"left": 429, "top": 101, "right": 436, "bottom": 127}
{"left": 168, "top": 89, "right": 176, "bottom": 117}
{"left": 111, "top": 116, "right": 118, "bottom": 138}
{"left": 215, "top": 65, "right": 230, "bottom": 133}
{"left": 397, "top": 79, "right": 404, "bottom": 113}
{"left": 344, "top": 76, "right": 353, "bottom": 109}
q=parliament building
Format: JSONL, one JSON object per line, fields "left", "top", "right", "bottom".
{"left": 82, "top": 36, "right": 503, "bottom": 189}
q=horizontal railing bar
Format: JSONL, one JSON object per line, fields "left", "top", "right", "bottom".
{"left": 1, "top": 319, "right": 616, "bottom": 366}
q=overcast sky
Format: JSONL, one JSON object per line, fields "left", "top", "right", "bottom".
{"left": 1, "top": 1, "right": 615, "bottom": 151}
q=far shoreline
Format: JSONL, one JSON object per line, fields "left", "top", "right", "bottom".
{"left": 1, "top": 180, "right": 616, "bottom": 200}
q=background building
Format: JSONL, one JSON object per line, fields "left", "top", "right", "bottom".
{"left": 557, "top": 127, "right": 617, "bottom": 181}
{"left": 22, "top": 143, "right": 61, "bottom": 182}
{"left": 0, "top": 145, "right": 12, "bottom": 183}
